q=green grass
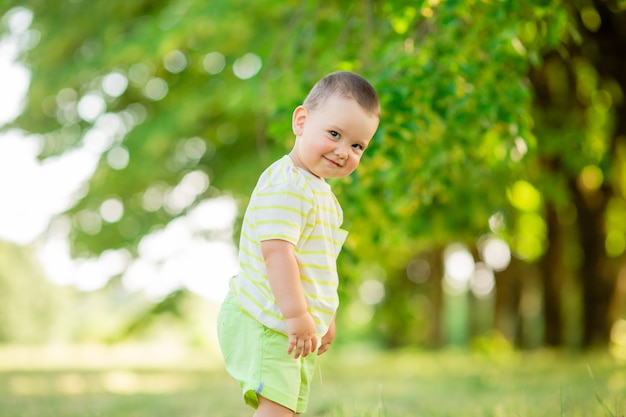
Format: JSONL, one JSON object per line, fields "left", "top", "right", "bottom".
{"left": 311, "top": 347, "right": 626, "bottom": 417}
{"left": 1, "top": 345, "right": 625, "bottom": 417}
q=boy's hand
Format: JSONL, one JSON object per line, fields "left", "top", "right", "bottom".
{"left": 318, "top": 318, "right": 335, "bottom": 356}
{"left": 285, "top": 313, "right": 318, "bottom": 359}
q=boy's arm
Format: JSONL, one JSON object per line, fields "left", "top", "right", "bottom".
{"left": 261, "top": 239, "right": 318, "bottom": 359}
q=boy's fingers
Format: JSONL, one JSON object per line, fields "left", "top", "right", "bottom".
{"left": 287, "top": 336, "right": 297, "bottom": 355}
{"left": 303, "top": 337, "right": 317, "bottom": 357}
{"left": 294, "top": 340, "right": 304, "bottom": 358}
{"left": 288, "top": 336, "right": 319, "bottom": 359}
{"left": 291, "top": 338, "right": 304, "bottom": 359}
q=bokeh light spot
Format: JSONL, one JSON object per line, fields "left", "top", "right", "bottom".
{"left": 233, "top": 53, "right": 262, "bottom": 80}
{"left": 102, "top": 72, "right": 128, "bottom": 97}
{"left": 406, "top": 258, "right": 431, "bottom": 284}
{"left": 508, "top": 180, "right": 541, "bottom": 212}
{"left": 106, "top": 146, "right": 129, "bottom": 170}
{"left": 100, "top": 198, "right": 124, "bottom": 223}
{"left": 359, "top": 279, "right": 385, "bottom": 305}
{"left": 163, "top": 50, "right": 187, "bottom": 74}
{"left": 203, "top": 51, "right": 225, "bottom": 75}
{"left": 480, "top": 236, "right": 511, "bottom": 271}
{"left": 143, "top": 78, "right": 169, "bottom": 101}
{"left": 580, "top": 6, "right": 601, "bottom": 32}
{"left": 606, "top": 230, "right": 626, "bottom": 258}
{"left": 579, "top": 165, "right": 603, "bottom": 191}
{"left": 4, "top": 7, "right": 33, "bottom": 33}
{"left": 444, "top": 243, "right": 475, "bottom": 293}
{"left": 77, "top": 93, "right": 106, "bottom": 122}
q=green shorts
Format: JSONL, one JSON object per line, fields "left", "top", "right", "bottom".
{"left": 217, "top": 291, "right": 317, "bottom": 413}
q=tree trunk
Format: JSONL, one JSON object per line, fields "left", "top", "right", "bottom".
{"left": 541, "top": 202, "right": 563, "bottom": 346}
{"left": 575, "top": 0, "right": 626, "bottom": 347}
{"left": 570, "top": 179, "right": 614, "bottom": 347}
{"left": 528, "top": 1, "right": 626, "bottom": 349}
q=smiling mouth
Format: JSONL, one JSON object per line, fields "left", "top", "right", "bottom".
{"left": 324, "top": 156, "right": 343, "bottom": 167}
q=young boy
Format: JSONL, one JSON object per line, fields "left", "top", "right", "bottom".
{"left": 217, "top": 71, "right": 380, "bottom": 416}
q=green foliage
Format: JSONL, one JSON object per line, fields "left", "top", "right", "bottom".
{"left": 339, "top": 0, "right": 554, "bottom": 253}
{"left": 2, "top": 0, "right": 626, "bottom": 348}
{"left": 2, "top": 0, "right": 562, "bottom": 256}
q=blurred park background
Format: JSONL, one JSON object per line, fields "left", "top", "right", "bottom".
{"left": 1, "top": 0, "right": 626, "bottom": 415}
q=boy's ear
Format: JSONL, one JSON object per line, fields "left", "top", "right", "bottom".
{"left": 292, "top": 105, "right": 308, "bottom": 136}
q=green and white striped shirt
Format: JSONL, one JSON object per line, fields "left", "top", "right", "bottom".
{"left": 231, "top": 155, "right": 348, "bottom": 338}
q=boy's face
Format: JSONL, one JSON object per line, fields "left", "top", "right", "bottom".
{"left": 290, "top": 95, "right": 379, "bottom": 179}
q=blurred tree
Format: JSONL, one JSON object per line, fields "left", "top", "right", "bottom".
{"left": 336, "top": 0, "right": 561, "bottom": 347}
{"left": 529, "top": 0, "right": 626, "bottom": 347}
{"left": 2, "top": 0, "right": 625, "bottom": 350}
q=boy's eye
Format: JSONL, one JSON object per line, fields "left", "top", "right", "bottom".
{"left": 352, "top": 143, "right": 364, "bottom": 151}
{"left": 329, "top": 130, "right": 340, "bottom": 139}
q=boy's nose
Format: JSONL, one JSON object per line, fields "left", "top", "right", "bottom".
{"left": 334, "top": 144, "right": 348, "bottom": 159}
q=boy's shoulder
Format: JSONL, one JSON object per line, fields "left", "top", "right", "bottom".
{"left": 256, "top": 156, "right": 323, "bottom": 195}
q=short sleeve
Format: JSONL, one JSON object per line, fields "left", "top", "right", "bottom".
{"left": 250, "top": 182, "right": 313, "bottom": 245}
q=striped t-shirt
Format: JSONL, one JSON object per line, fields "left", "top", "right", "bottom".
{"left": 230, "top": 155, "right": 348, "bottom": 338}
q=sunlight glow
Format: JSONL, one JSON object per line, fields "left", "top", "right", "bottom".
{"left": 38, "top": 236, "right": 130, "bottom": 291}
{"left": 3, "top": 7, "right": 33, "bottom": 32}
{"left": 0, "top": 24, "right": 238, "bottom": 304}
{"left": 443, "top": 243, "right": 475, "bottom": 293}
{"left": 125, "top": 200, "right": 238, "bottom": 302}
{"left": 443, "top": 238, "right": 506, "bottom": 298}
{"left": 77, "top": 92, "right": 106, "bottom": 122}
{"left": 0, "top": 9, "right": 31, "bottom": 125}
{"left": 102, "top": 71, "right": 128, "bottom": 97}
{"left": 99, "top": 198, "right": 124, "bottom": 223}
{"left": 0, "top": 131, "right": 98, "bottom": 244}
{"left": 0, "top": 45, "right": 29, "bottom": 123}
{"left": 479, "top": 236, "right": 511, "bottom": 271}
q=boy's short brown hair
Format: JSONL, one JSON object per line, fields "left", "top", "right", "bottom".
{"left": 303, "top": 71, "right": 380, "bottom": 118}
